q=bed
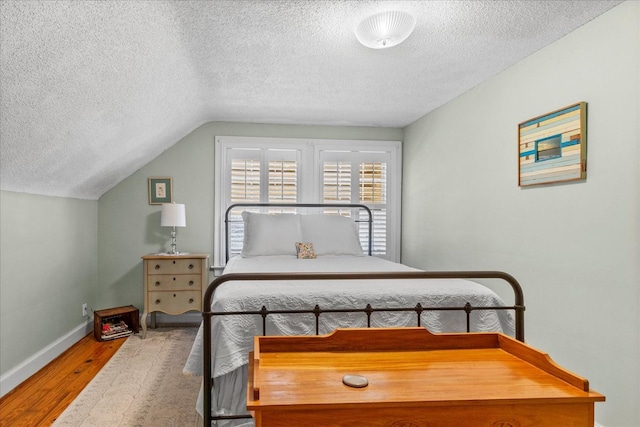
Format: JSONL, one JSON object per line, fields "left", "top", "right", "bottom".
{"left": 183, "top": 203, "right": 525, "bottom": 426}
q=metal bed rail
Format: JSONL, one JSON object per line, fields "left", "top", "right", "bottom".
{"left": 202, "top": 270, "right": 525, "bottom": 425}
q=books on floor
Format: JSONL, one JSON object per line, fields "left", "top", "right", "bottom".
{"left": 101, "top": 319, "right": 133, "bottom": 340}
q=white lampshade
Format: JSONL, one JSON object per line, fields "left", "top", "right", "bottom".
{"left": 355, "top": 11, "right": 416, "bottom": 49}
{"left": 161, "top": 203, "right": 186, "bottom": 227}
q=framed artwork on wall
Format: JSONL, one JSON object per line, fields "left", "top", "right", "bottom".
{"left": 518, "top": 102, "right": 587, "bottom": 187}
{"left": 148, "top": 177, "right": 173, "bottom": 204}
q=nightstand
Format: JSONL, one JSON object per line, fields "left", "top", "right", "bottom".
{"left": 141, "top": 253, "right": 209, "bottom": 338}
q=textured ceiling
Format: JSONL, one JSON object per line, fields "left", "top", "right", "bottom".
{"left": 0, "top": 0, "right": 622, "bottom": 200}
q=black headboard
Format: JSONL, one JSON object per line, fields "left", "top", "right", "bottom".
{"left": 224, "top": 203, "right": 373, "bottom": 262}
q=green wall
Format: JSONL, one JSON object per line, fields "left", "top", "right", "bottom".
{"left": 0, "top": 191, "right": 97, "bottom": 377}
{"left": 402, "top": 3, "right": 639, "bottom": 426}
{"left": 97, "top": 122, "right": 403, "bottom": 312}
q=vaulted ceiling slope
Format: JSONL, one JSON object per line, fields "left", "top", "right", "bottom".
{"left": 0, "top": 1, "right": 622, "bottom": 200}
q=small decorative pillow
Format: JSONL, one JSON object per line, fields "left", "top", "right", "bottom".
{"left": 295, "top": 242, "right": 316, "bottom": 259}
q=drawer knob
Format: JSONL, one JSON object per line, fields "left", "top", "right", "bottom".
{"left": 189, "top": 298, "right": 194, "bottom": 304}
{"left": 154, "top": 264, "right": 160, "bottom": 270}
{"left": 188, "top": 264, "right": 194, "bottom": 269}
{"left": 155, "top": 281, "right": 160, "bottom": 287}
{"left": 155, "top": 299, "right": 161, "bottom": 304}
{"left": 189, "top": 281, "right": 194, "bottom": 286}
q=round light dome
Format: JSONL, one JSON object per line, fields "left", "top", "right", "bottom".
{"left": 355, "top": 11, "right": 416, "bottom": 49}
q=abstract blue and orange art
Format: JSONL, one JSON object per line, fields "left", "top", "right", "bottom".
{"left": 518, "top": 102, "right": 587, "bottom": 187}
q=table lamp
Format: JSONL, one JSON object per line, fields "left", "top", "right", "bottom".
{"left": 161, "top": 203, "right": 186, "bottom": 254}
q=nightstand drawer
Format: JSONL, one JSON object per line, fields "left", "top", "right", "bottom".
{"left": 149, "top": 290, "right": 201, "bottom": 314}
{"left": 148, "top": 258, "right": 202, "bottom": 274}
{"left": 148, "top": 274, "right": 202, "bottom": 291}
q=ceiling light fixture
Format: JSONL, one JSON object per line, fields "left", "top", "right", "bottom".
{"left": 355, "top": 11, "right": 416, "bottom": 49}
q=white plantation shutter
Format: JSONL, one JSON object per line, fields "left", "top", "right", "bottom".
{"left": 228, "top": 156, "right": 261, "bottom": 255}
{"left": 359, "top": 161, "right": 386, "bottom": 204}
{"left": 359, "top": 208, "right": 387, "bottom": 255}
{"left": 268, "top": 159, "right": 297, "bottom": 202}
{"left": 359, "top": 161, "right": 387, "bottom": 255}
{"left": 215, "top": 136, "right": 400, "bottom": 268}
{"left": 323, "top": 161, "right": 351, "bottom": 202}
{"left": 228, "top": 156, "right": 257, "bottom": 257}
{"left": 319, "top": 151, "right": 391, "bottom": 257}
{"left": 230, "top": 158, "right": 261, "bottom": 203}
{"left": 224, "top": 148, "right": 300, "bottom": 257}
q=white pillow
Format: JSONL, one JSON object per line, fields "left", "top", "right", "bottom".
{"left": 241, "top": 212, "right": 302, "bottom": 257}
{"left": 300, "top": 214, "right": 364, "bottom": 256}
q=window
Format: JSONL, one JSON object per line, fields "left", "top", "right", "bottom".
{"left": 214, "top": 136, "right": 401, "bottom": 268}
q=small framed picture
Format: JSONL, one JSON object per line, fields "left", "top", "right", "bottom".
{"left": 148, "top": 177, "right": 173, "bottom": 205}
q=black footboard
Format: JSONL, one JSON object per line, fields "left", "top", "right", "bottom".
{"left": 201, "top": 270, "right": 525, "bottom": 425}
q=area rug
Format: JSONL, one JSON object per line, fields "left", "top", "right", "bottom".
{"left": 52, "top": 327, "right": 201, "bottom": 427}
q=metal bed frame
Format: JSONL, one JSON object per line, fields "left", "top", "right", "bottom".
{"left": 202, "top": 203, "right": 525, "bottom": 425}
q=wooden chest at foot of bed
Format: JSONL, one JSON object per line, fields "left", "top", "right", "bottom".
{"left": 246, "top": 328, "right": 604, "bottom": 427}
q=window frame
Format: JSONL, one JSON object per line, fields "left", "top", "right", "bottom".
{"left": 214, "top": 136, "right": 402, "bottom": 270}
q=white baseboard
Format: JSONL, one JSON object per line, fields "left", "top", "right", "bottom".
{"left": 0, "top": 313, "right": 201, "bottom": 397}
{"left": 0, "top": 320, "right": 93, "bottom": 398}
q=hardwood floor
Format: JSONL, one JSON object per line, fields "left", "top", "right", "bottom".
{"left": 0, "top": 333, "right": 125, "bottom": 426}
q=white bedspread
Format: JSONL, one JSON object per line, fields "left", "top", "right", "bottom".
{"left": 184, "top": 255, "right": 514, "bottom": 379}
